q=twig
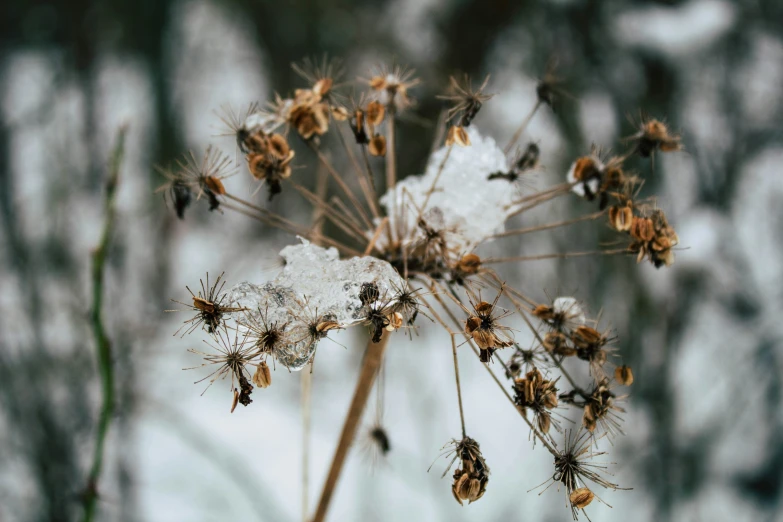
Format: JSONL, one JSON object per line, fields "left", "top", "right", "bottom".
{"left": 82, "top": 125, "right": 127, "bottom": 522}
{"left": 311, "top": 333, "right": 390, "bottom": 522}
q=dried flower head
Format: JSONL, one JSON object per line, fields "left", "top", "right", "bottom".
{"left": 367, "top": 63, "right": 420, "bottom": 112}
{"left": 217, "top": 102, "right": 262, "bottom": 154}
{"left": 581, "top": 378, "right": 625, "bottom": 436}
{"left": 533, "top": 296, "right": 586, "bottom": 334}
{"left": 246, "top": 132, "right": 295, "bottom": 200}
{"left": 438, "top": 74, "right": 493, "bottom": 128}
{"left": 156, "top": 146, "right": 235, "bottom": 217}
{"left": 169, "top": 272, "right": 246, "bottom": 336}
{"left": 567, "top": 153, "right": 604, "bottom": 201}
{"left": 543, "top": 430, "right": 625, "bottom": 519}
{"left": 462, "top": 288, "right": 514, "bottom": 362}
{"left": 628, "top": 116, "right": 681, "bottom": 157}
{"left": 433, "top": 437, "right": 490, "bottom": 506}
{"left": 291, "top": 55, "right": 344, "bottom": 100}
{"left": 513, "top": 367, "right": 560, "bottom": 434}
{"left": 185, "top": 326, "right": 256, "bottom": 409}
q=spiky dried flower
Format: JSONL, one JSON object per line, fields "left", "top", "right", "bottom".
{"left": 156, "top": 146, "right": 235, "bottom": 218}
{"left": 513, "top": 367, "right": 560, "bottom": 434}
{"left": 627, "top": 116, "right": 681, "bottom": 158}
{"left": 433, "top": 437, "right": 490, "bottom": 506}
{"left": 185, "top": 326, "right": 256, "bottom": 410}
{"left": 542, "top": 430, "right": 626, "bottom": 519}
{"left": 168, "top": 272, "right": 246, "bottom": 336}
{"left": 462, "top": 288, "right": 514, "bottom": 362}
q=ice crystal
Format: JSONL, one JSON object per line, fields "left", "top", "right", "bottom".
{"left": 228, "top": 238, "right": 404, "bottom": 370}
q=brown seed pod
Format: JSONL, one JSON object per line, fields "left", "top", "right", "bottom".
{"left": 204, "top": 176, "right": 226, "bottom": 196}
{"left": 609, "top": 205, "right": 633, "bottom": 232}
{"left": 570, "top": 487, "right": 595, "bottom": 509}
{"left": 369, "top": 134, "right": 387, "bottom": 157}
{"left": 252, "top": 361, "right": 272, "bottom": 388}
{"left": 630, "top": 216, "right": 655, "bottom": 242}
{"left": 614, "top": 365, "right": 634, "bottom": 386}
{"left": 456, "top": 253, "right": 482, "bottom": 275}
{"left": 365, "top": 100, "right": 385, "bottom": 127}
{"left": 445, "top": 125, "right": 471, "bottom": 146}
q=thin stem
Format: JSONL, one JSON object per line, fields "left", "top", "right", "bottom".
{"left": 311, "top": 333, "right": 390, "bottom": 522}
{"left": 385, "top": 109, "right": 397, "bottom": 242}
{"left": 337, "top": 124, "right": 380, "bottom": 219}
{"left": 483, "top": 248, "right": 628, "bottom": 265}
{"left": 222, "top": 201, "right": 364, "bottom": 258}
{"left": 506, "top": 184, "right": 573, "bottom": 218}
{"left": 426, "top": 285, "right": 557, "bottom": 456}
{"left": 83, "top": 125, "right": 126, "bottom": 522}
{"left": 489, "top": 210, "right": 606, "bottom": 239}
{"left": 504, "top": 100, "right": 541, "bottom": 154}
{"left": 307, "top": 141, "right": 373, "bottom": 230}
{"left": 414, "top": 144, "right": 453, "bottom": 239}
{"left": 451, "top": 334, "right": 467, "bottom": 439}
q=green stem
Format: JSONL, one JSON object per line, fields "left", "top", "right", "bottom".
{"left": 83, "top": 125, "right": 127, "bottom": 522}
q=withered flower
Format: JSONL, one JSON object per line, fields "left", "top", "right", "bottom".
{"left": 543, "top": 331, "right": 577, "bottom": 357}
{"left": 628, "top": 117, "right": 681, "bottom": 158}
{"left": 513, "top": 367, "right": 560, "bottom": 434}
{"left": 169, "top": 272, "right": 246, "bottom": 336}
{"left": 507, "top": 344, "right": 552, "bottom": 378}
{"left": 433, "top": 437, "right": 490, "bottom": 506}
{"left": 156, "top": 146, "right": 235, "bottom": 217}
{"left": 291, "top": 55, "right": 344, "bottom": 101}
{"left": 438, "top": 74, "right": 493, "bottom": 128}
{"left": 582, "top": 378, "right": 625, "bottom": 436}
{"left": 543, "top": 430, "right": 625, "bottom": 520}
{"left": 247, "top": 132, "right": 295, "bottom": 200}
{"left": 567, "top": 153, "right": 604, "bottom": 201}
{"left": 462, "top": 288, "right": 514, "bottom": 362}
{"left": 367, "top": 63, "right": 420, "bottom": 112}
{"left": 289, "top": 88, "right": 331, "bottom": 139}
{"left": 627, "top": 207, "right": 679, "bottom": 268}
{"left": 239, "top": 306, "right": 289, "bottom": 356}
{"left": 185, "top": 326, "right": 256, "bottom": 408}
{"left": 533, "top": 296, "right": 585, "bottom": 334}
{"left": 217, "top": 102, "right": 262, "bottom": 154}
{"left": 389, "top": 280, "right": 426, "bottom": 328}
{"left": 451, "top": 253, "right": 482, "bottom": 282}
{"left": 571, "top": 325, "right": 616, "bottom": 379}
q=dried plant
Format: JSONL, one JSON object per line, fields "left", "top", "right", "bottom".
{"left": 159, "top": 56, "right": 686, "bottom": 521}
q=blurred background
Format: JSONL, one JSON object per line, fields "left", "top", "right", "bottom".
{"left": 2, "top": 0, "right": 783, "bottom": 521}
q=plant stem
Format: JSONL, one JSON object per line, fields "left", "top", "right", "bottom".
{"left": 311, "top": 333, "right": 390, "bottom": 522}
{"left": 83, "top": 125, "right": 126, "bottom": 522}
{"left": 504, "top": 100, "right": 541, "bottom": 154}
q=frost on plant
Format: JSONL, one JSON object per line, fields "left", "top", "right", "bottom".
{"left": 380, "top": 127, "right": 515, "bottom": 252}
{"left": 228, "top": 238, "right": 404, "bottom": 370}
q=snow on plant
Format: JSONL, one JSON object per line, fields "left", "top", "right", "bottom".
{"left": 161, "top": 57, "right": 683, "bottom": 521}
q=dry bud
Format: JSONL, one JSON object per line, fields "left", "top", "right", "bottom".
{"left": 614, "top": 365, "right": 634, "bottom": 386}
{"left": 446, "top": 125, "right": 471, "bottom": 146}
{"left": 369, "top": 134, "right": 387, "bottom": 157}
{"left": 609, "top": 204, "right": 633, "bottom": 232}
{"left": 570, "top": 487, "right": 595, "bottom": 508}
{"left": 252, "top": 361, "right": 272, "bottom": 388}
